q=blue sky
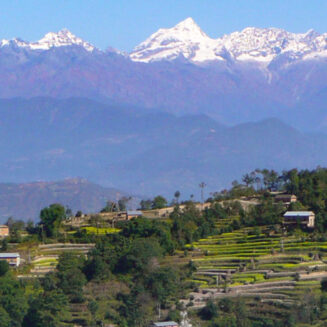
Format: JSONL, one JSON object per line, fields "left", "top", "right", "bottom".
{"left": 1, "top": 0, "right": 327, "bottom": 51}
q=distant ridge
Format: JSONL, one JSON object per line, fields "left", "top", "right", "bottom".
{"left": 0, "top": 178, "right": 128, "bottom": 222}
{"left": 0, "top": 98, "right": 326, "bottom": 200}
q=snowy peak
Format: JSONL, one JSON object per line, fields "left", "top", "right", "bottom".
{"left": 33, "top": 29, "right": 95, "bottom": 51}
{"left": 130, "top": 18, "right": 327, "bottom": 64}
{"left": 219, "top": 27, "right": 325, "bottom": 62}
{"left": 0, "top": 29, "right": 95, "bottom": 52}
{"left": 174, "top": 17, "right": 205, "bottom": 35}
{"left": 130, "top": 17, "right": 222, "bottom": 63}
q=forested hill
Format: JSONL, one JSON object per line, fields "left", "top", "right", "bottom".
{"left": 1, "top": 97, "right": 327, "bottom": 197}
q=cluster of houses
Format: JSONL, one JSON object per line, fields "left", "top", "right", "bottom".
{"left": 0, "top": 193, "right": 316, "bottom": 270}
{"left": 274, "top": 193, "right": 315, "bottom": 229}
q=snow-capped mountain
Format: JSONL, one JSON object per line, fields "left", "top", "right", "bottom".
{"left": 1, "top": 18, "right": 327, "bottom": 132}
{"left": 130, "top": 17, "right": 224, "bottom": 62}
{"left": 0, "top": 29, "right": 95, "bottom": 51}
{"left": 130, "top": 17, "right": 327, "bottom": 64}
{"left": 2, "top": 20, "right": 327, "bottom": 64}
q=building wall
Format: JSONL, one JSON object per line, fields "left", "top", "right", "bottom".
{"left": 0, "top": 226, "right": 9, "bottom": 237}
{"left": 283, "top": 214, "right": 315, "bottom": 228}
{"left": 308, "top": 215, "right": 315, "bottom": 228}
{"left": 0, "top": 257, "right": 20, "bottom": 267}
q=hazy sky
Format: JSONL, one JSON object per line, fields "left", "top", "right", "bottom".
{"left": 1, "top": 0, "right": 327, "bottom": 51}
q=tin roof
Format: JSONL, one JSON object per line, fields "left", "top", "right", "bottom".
{"left": 153, "top": 322, "right": 179, "bottom": 327}
{"left": 284, "top": 211, "right": 314, "bottom": 217}
{"left": 127, "top": 211, "right": 143, "bottom": 215}
{"left": 0, "top": 253, "right": 19, "bottom": 258}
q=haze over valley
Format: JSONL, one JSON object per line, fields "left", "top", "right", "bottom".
{"left": 1, "top": 18, "right": 327, "bottom": 217}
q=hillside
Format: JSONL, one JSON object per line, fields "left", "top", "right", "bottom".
{"left": 0, "top": 178, "right": 127, "bottom": 222}
{"left": 3, "top": 168, "right": 327, "bottom": 327}
{"left": 0, "top": 98, "right": 327, "bottom": 196}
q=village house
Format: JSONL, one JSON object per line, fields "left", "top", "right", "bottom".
{"left": 275, "top": 194, "right": 297, "bottom": 204}
{"left": 0, "top": 225, "right": 9, "bottom": 237}
{"left": 283, "top": 211, "right": 315, "bottom": 228}
{"left": 126, "top": 210, "right": 143, "bottom": 220}
{"left": 151, "top": 322, "right": 179, "bottom": 327}
{"left": 0, "top": 253, "right": 20, "bottom": 267}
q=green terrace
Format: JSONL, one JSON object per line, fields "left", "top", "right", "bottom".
{"left": 184, "top": 226, "right": 327, "bottom": 292}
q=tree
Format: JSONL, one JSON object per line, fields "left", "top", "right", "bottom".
{"left": 321, "top": 278, "right": 327, "bottom": 292}
{"left": 0, "top": 307, "right": 10, "bottom": 327}
{"left": 100, "top": 200, "right": 119, "bottom": 213}
{"left": 174, "top": 191, "right": 181, "bottom": 204}
{"left": 75, "top": 210, "right": 83, "bottom": 217}
{"left": 84, "top": 255, "right": 109, "bottom": 281}
{"left": 26, "top": 220, "right": 36, "bottom": 234}
{"left": 56, "top": 252, "right": 87, "bottom": 303}
{"left": 88, "top": 300, "right": 99, "bottom": 318}
{"left": 242, "top": 173, "right": 255, "bottom": 187}
{"left": 23, "top": 290, "right": 69, "bottom": 327}
{"left": 1, "top": 239, "right": 8, "bottom": 251}
{"left": 0, "top": 274, "right": 28, "bottom": 326}
{"left": 145, "top": 267, "right": 179, "bottom": 304}
{"left": 65, "top": 206, "right": 73, "bottom": 218}
{"left": 40, "top": 204, "right": 66, "bottom": 237}
{"left": 118, "top": 238, "right": 163, "bottom": 274}
{"left": 0, "top": 261, "right": 9, "bottom": 277}
{"left": 118, "top": 196, "right": 132, "bottom": 211}
{"left": 139, "top": 199, "right": 152, "bottom": 210}
{"left": 152, "top": 196, "right": 167, "bottom": 209}
{"left": 200, "top": 299, "right": 219, "bottom": 320}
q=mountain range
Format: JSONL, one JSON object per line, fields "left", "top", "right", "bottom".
{"left": 0, "top": 18, "right": 327, "bottom": 130}
{"left": 130, "top": 18, "right": 327, "bottom": 63}
{"left": 0, "top": 97, "right": 326, "bottom": 208}
{"left": 1, "top": 19, "right": 327, "bottom": 218}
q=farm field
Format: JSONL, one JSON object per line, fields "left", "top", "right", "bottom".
{"left": 182, "top": 224, "right": 327, "bottom": 316}
{"left": 80, "top": 226, "right": 121, "bottom": 234}
{"left": 67, "top": 226, "right": 121, "bottom": 235}
{"left": 15, "top": 243, "right": 95, "bottom": 277}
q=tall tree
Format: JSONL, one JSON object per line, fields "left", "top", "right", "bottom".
{"left": 152, "top": 196, "right": 167, "bottom": 209}
{"left": 174, "top": 191, "right": 181, "bottom": 204}
{"left": 40, "top": 204, "right": 66, "bottom": 237}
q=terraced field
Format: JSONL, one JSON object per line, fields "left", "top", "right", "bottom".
{"left": 67, "top": 226, "right": 121, "bottom": 235}
{"left": 183, "top": 226, "right": 327, "bottom": 311}
{"left": 17, "top": 243, "right": 95, "bottom": 278}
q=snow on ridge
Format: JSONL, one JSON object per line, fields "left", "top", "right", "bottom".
{"left": 0, "top": 20, "right": 327, "bottom": 64}
{"left": 0, "top": 29, "right": 95, "bottom": 52}
{"left": 130, "top": 18, "right": 327, "bottom": 64}
{"left": 30, "top": 29, "right": 95, "bottom": 51}
{"left": 130, "top": 17, "right": 223, "bottom": 63}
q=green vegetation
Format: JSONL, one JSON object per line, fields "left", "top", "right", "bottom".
{"left": 81, "top": 226, "right": 121, "bottom": 234}
{"left": 3, "top": 168, "right": 327, "bottom": 326}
